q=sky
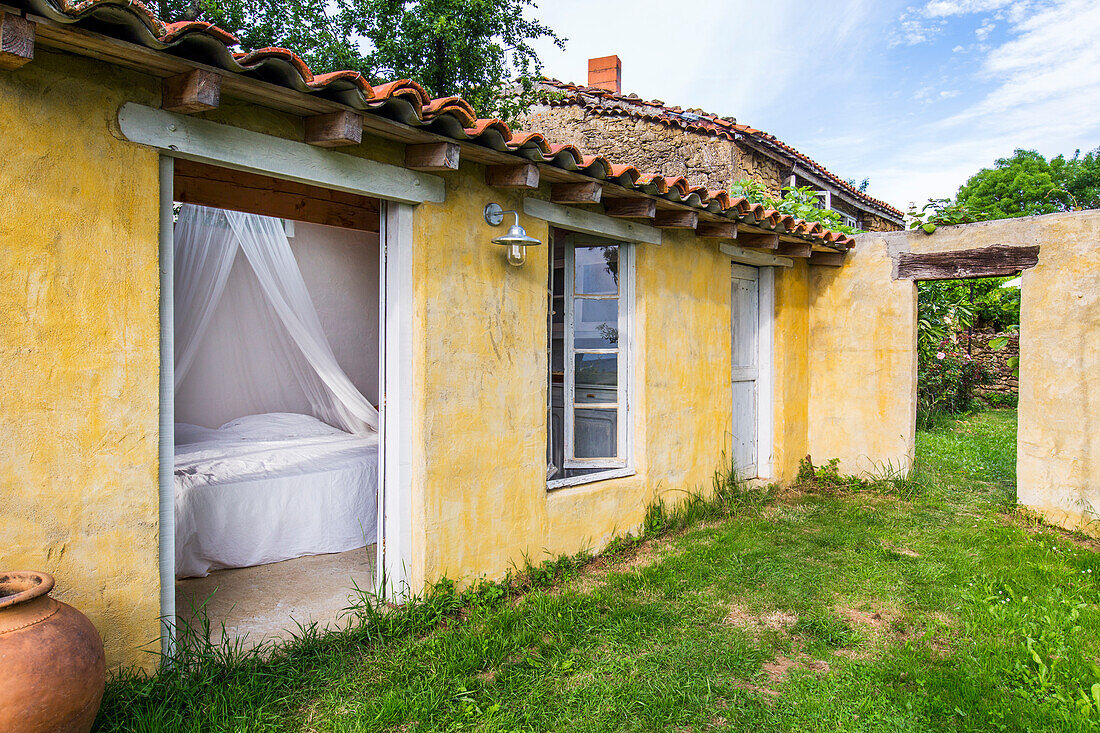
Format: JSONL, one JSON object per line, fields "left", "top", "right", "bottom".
{"left": 527, "top": 0, "right": 1100, "bottom": 211}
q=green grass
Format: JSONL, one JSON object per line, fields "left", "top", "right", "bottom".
{"left": 96, "top": 408, "right": 1100, "bottom": 732}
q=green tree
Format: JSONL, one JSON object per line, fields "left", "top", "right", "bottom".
{"left": 148, "top": 0, "right": 564, "bottom": 120}
{"left": 954, "top": 147, "right": 1100, "bottom": 219}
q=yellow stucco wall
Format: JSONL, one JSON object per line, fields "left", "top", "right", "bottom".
{"left": 806, "top": 232, "right": 918, "bottom": 477}
{"left": 819, "top": 212, "right": 1100, "bottom": 533}
{"left": 0, "top": 50, "right": 162, "bottom": 670}
{"left": 407, "top": 167, "right": 746, "bottom": 584}
{"left": 2, "top": 46, "right": 820, "bottom": 667}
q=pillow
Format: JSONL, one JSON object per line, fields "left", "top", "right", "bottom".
{"left": 218, "top": 412, "right": 346, "bottom": 441}
{"left": 175, "top": 423, "right": 220, "bottom": 445}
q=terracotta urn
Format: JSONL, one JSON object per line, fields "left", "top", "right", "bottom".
{"left": 0, "top": 571, "right": 106, "bottom": 733}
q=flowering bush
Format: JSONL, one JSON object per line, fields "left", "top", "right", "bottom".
{"left": 917, "top": 339, "right": 991, "bottom": 428}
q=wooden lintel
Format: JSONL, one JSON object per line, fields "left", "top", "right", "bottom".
{"left": 0, "top": 12, "right": 34, "bottom": 70}
{"left": 174, "top": 159, "right": 379, "bottom": 232}
{"left": 117, "top": 103, "right": 444, "bottom": 204}
{"left": 162, "top": 69, "right": 221, "bottom": 114}
{"left": 809, "top": 251, "right": 847, "bottom": 267}
{"left": 719, "top": 243, "right": 793, "bottom": 268}
{"left": 523, "top": 197, "right": 661, "bottom": 245}
{"left": 551, "top": 182, "right": 602, "bottom": 204}
{"left": 695, "top": 220, "right": 737, "bottom": 239}
{"left": 778, "top": 242, "right": 812, "bottom": 258}
{"left": 404, "top": 142, "right": 459, "bottom": 171}
{"left": 653, "top": 209, "right": 698, "bottom": 229}
{"left": 894, "top": 244, "right": 1039, "bottom": 281}
{"left": 486, "top": 163, "right": 540, "bottom": 189}
{"left": 737, "top": 231, "right": 779, "bottom": 249}
{"left": 603, "top": 198, "right": 656, "bottom": 219}
{"left": 304, "top": 110, "right": 364, "bottom": 148}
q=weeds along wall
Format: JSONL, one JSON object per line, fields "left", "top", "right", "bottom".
{"left": 0, "top": 50, "right": 163, "bottom": 671}
{"left": 822, "top": 211, "right": 1100, "bottom": 534}
{"left": 0, "top": 45, "right": 818, "bottom": 670}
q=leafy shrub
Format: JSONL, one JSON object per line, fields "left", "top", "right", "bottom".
{"left": 920, "top": 278, "right": 1021, "bottom": 333}
{"left": 984, "top": 392, "right": 1019, "bottom": 408}
{"left": 729, "top": 181, "right": 860, "bottom": 234}
{"left": 918, "top": 341, "right": 991, "bottom": 428}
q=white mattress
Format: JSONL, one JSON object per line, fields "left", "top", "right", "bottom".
{"left": 174, "top": 413, "right": 379, "bottom": 578}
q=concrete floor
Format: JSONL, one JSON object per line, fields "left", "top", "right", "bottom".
{"left": 175, "top": 545, "right": 376, "bottom": 650}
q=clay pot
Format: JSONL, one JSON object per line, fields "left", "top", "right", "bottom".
{"left": 0, "top": 571, "right": 106, "bottom": 733}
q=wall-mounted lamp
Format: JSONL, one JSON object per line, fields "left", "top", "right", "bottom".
{"left": 484, "top": 203, "right": 541, "bottom": 266}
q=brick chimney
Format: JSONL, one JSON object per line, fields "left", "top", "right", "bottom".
{"left": 587, "top": 55, "right": 621, "bottom": 94}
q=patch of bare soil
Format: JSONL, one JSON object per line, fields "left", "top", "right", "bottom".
{"left": 723, "top": 603, "right": 798, "bottom": 632}
{"left": 761, "top": 654, "right": 830, "bottom": 683}
{"left": 836, "top": 603, "right": 956, "bottom": 658}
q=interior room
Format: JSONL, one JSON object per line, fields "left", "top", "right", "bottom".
{"left": 170, "top": 162, "right": 383, "bottom": 647}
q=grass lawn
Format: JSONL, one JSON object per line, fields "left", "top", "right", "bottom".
{"left": 97, "top": 408, "right": 1100, "bottom": 732}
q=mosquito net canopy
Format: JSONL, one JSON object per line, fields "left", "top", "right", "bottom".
{"left": 174, "top": 204, "right": 378, "bottom": 435}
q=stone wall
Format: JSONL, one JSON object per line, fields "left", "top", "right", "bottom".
{"left": 520, "top": 104, "right": 900, "bottom": 231}
{"left": 521, "top": 105, "right": 743, "bottom": 191}
{"left": 964, "top": 329, "right": 1019, "bottom": 397}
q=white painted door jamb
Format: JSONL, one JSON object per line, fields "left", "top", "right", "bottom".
{"left": 157, "top": 155, "right": 176, "bottom": 657}
{"left": 380, "top": 202, "right": 415, "bottom": 600}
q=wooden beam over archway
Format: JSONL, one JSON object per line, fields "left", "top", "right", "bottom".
{"left": 894, "top": 244, "right": 1039, "bottom": 280}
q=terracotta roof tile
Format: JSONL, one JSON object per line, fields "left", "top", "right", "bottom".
{"left": 12, "top": 0, "right": 858, "bottom": 249}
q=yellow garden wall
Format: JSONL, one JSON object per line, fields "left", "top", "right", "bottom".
{"left": 814, "top": 211, "right": 1100, "bottom": 534}
{"left": 0, "top": 50, "right": 162, "bottom": 670}
{"left": 806, "top": 231, "right": 918, "bottom": 477}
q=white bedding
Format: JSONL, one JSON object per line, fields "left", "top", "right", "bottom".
{"left": 174, "top": 413, "right": 379, "bottom": 578}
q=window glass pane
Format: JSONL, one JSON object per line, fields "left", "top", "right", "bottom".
{"left": 574, "top": 353, "right": 617, "bottom": 402}
{"left": 574, "top": 298, "right": 618, "bottom": 348}
{"left": 575, "top": 408, "right": 617, "bottom": 458}
{"left": 551, "top": 337, "right": 564, "bottom": 374}
{"left": 574, "top": 245, "right": 619, "bottom": 295}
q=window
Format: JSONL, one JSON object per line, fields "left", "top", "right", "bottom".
{"left": 547, "top": 229, "right": 634, "bottom": 487}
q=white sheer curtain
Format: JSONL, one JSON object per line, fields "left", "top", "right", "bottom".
{"left": 174, "top": 204, "right": 379, "bottom": 435}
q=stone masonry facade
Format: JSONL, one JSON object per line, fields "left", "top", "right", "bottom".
{"left": 518, "top": 72, "right": 903, "bottom": 233}
{"left": 965, "top": 329, "right": 1020, "bottom": 397}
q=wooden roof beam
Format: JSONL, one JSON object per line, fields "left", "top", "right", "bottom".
{"left": 809, "top": 251, "right": 846, "bottom": 267}
{"left": 0, "top": 12, "right": 34, "bottom": 70}
{"left": 162, "top": 69, "right": 221, "bottom": 113}
{"left": 696, "top": 220, "right": 737, "bottom": 239}
{"left": 653, "top": 209, "right": 698, "bottom": 229}
{"left": 405, "top": 142, "right": 460, "bottom": 172}
{"left": 778, "top": 242, "right": 812, "bottom": 258}
{"left": 486, "top": 163, "right": 540, "bottom": 188}
{"left": 551, "top": 182, "right": 602, "bottom": 204}
{"left": 305, "top": 110, "right": 363, "bottom": 148}
{"left": 737, "top": 231, "right": 779, "bottom": 249}
{"left": 603, "top": 198, "right": 656, "bottom": 219}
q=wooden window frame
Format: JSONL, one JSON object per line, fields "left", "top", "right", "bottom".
{"left": 547, "top": 233, "right": 636, "bottom": 490}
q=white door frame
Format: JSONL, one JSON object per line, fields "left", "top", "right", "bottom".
{"left": 378, "top": 202, "right": 415, "bottom": 599}
{"left": 756, "top": 267, "right": 775, "bottom": 480}
{"left": 157, "top": 157, "right": 418, "bottom": 652}
{"left": 729, "top": 263, "right": 774, "bottom": 481}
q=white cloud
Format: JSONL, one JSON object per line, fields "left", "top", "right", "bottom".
{"left": 975, "top": 20, "right": 995, "bottom": 39}
{"left": 923, "top": 0, "right": 1014, "bottom": 17}
{"left": 871, "top": 0, "right": 1100, "bottom": 204}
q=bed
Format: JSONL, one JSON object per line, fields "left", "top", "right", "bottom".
{"left": 174, "top": 412, "right": 379, "bottom": 579}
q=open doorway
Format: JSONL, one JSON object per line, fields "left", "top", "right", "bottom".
{"left": 168, "top": 161, "right": 384, "bottom": 648}
{"left": 915, "top": 274, "right": 1021, "bottom": 498}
